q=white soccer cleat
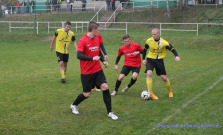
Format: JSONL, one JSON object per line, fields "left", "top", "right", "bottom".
{"left": 108, "top": 112, "right": 118, "bottom": 120}
{"left": 122, "top": 86, "right": 129, "bottom": 93}
{"left": 111, "top": 91, "right": 117, "bottom": 96}
{"left": 70, "top": 104, "right": 79, "bottom": 114}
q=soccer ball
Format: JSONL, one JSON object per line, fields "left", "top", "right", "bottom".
{"left": 141, "top": 90, "right": 150, "bottom": 100}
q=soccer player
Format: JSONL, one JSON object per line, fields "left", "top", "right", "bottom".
{"left": 111, "top": 34, "right": 144, "bottom": 96}
{"left": 92, "top": 33, "right": 108, "bottom": 91}
{"left": 70, "top": 21, "right": 118, "bottom": 120}
{"left": 142, "top": 28, "right": 181, "bottom": 100}
{"left": 50, "top": 21, "right": 77, "bottom": 83}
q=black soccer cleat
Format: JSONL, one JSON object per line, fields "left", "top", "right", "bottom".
{"left": 61, "top": 78, "right": 67, "bottom": 83}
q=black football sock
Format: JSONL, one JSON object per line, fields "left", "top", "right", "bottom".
{"left": 127, "top": 78, "right": 137, "bottom": 88}
{"left": 72, "top": 93, "right": 87, "bottom": 106}
{"left": 103, "top": 89, "right": 112, "bottom": 114}
{"left": 115, "top": 79, "right": 122, "bottom": 91}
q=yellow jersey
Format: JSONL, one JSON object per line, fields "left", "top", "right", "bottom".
{"left": 55, "top": 28, "right": 75, "bottom": 54}
{"left": 145, "top": 37, "right": 174, "bottom": 59}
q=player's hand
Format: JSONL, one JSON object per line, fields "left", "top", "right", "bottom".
{"left": 115, "top": 65, "right": 118, "bottom": 71}
{"left": 133, "top": 51, "right": 140, "bottom": 55}
{"left": 143, "top": 60, "right": 147, "bottom": 66}
{"left": 175, "top": 56, "right": 181, "bottom": 62}
{"left": 103, "top": 62, "right": 108, "bottom": 68}
{"left": 50, "top": 45, "right": 53, "bottom": 51}
{"left": 93, "top": 56, "right": 100, "bottom": 61}
{"left": 105, "top": 55, "right": 108, "bottom": 60}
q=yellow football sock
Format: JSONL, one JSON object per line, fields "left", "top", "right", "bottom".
{"left": 60, "top": 70, "right": 65, "bottom": 79}
{"left": 146, "top": 78, "right": 154, "bottom": 95}
{"left": 165, "top": 80, "right": 172, "bottom": 93}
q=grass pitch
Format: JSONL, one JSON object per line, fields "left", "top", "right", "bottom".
{"left": 0, "top": 31, "right": 222, "bottom": 135}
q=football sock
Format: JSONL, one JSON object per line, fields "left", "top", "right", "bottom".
{"left": 115, "top": 79, "right": 122, "bottom": 91}
{"left": 146, "top": 78, "right": 154, "bottom": 95}
{"left": 164, "top": 80, "right": 172, "bottom": 92}
{"left": 103, "top": 89, "right": 112, "bottom": 114}
{"left": 128, "top": 78, "right": 137, "bottom": 88}
{"left": 60, "top": 70, "right": 65, "bottom": 79}
{"left": 72, "top": 93, "right": 87, "bottom": 106}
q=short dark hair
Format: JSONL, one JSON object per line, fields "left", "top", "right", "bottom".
{"left": 122, "top": 34, "right": 130, "bottom": 40}
{"left": 88, "top": 21, "right": 99, "bottom": 32}
{"left": 65, "top": 21, "right": 71, "bottom": 26}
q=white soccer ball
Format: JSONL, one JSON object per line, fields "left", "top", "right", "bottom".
{"left": 141, "top": 90, "right": 150, "bottom": 100}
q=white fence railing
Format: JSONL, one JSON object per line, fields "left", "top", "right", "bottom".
{"left": 1, "top": 21, "right": 223, "bottom": 36}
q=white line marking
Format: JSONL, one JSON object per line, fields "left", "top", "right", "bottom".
{"left": 147, "top": 76, "right": 223, "bottom": 134}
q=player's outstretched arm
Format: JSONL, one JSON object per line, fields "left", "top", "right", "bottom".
{"left": 73, "top": 41, "right": 77, "bottom": 52}
{"left": 50, "top": 36, "right": 56, "bottom": 51}
{"left": 77, "top": 51, "right": 95, "bottom": 61}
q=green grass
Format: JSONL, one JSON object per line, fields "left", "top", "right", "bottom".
{"left": 0, "top": 30, "right": 223, "bottom": 135}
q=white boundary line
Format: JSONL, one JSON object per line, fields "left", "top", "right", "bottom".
{"left": 147, "top": 76, "right": 223, "bottom": 134}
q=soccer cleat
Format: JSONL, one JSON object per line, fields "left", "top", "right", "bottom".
{"left": 70, "top": 104, "right": 79, "bottom": 114}
{"left": 150, "top": 94, "right": 159, "bottom": 100}
{"left": 61, "top": 78, "right": 67, "bottom": 83}
{"left": 111, "top": 91, "right": 117, "bottom": 96}
{"left": 121, "top": 86, "right": 129, "bottom": 93}
{"left": 108, "top": 112, "right": 118, "bottom": 120}
{"left": 169, "top": 91, "right": 173, "bottom": 97}
{"left": 91, "top": 87, "right": 101, "bottom": 91}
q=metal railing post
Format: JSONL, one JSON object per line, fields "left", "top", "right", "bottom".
{"left": 114, "top": 12, "right": 115, "bottom": 22}
{"left": 9, "top": 22, "right": 11, "bottom": 32}
{"left": 48, "top": 22, "right": 49, "bottom": 33}
{"left": 126, "top": 22, "right": 128, "bottom": 34}
{"left": 160, "top": 23, "right": 162, "bottom": 36}
{"left": 197, "top": 23, "right": 198, "bottom": 36}
{"left": 133, "top": 2, "right": 134, "bottom": 10}
{"left": 37, "top": 22, "right": 38, "bottom": 35}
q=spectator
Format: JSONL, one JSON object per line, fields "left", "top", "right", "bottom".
{"left": 70, "top": 0, "right": 74, "bottom": 11}
{"left": 16, "top": 1, "right": 21, "bottom": 13}
{"left": 46, "top": 0, "right": 51, "bottom": 12}
{"left": 106, "top": 0, "right": 111, "bottom": 11}
{"left": 7, "top": 3, "right": 11, "bottom": 14}
{"left": 82, "top": 0, "right": 87, "bottom": 11}
{"left": 52, "top": 0, "right": 57, "bottom": 11}
{"left": 66, "top": 0, "right": 70, "bottom": 11}
{"left": 11, "top": 2, "right": 15, "bottom": 14}
{"left": 26, "top": 0, "right": 30, "bottom": 13}
{"left": 31, "top": 0, "right": 35, "bottom": 13}
{"left": 112, "top": 0, "right": 115, "bottom": 11}
{"left": 57, "top": 0, "right": 61, "bottom": 11}
{"left": 21, "top": 0, "right": 26, "bottom": 13}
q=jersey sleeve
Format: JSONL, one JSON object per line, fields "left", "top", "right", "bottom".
{"left": 77, "top": 39, "right": 85, "bottom": 52}
{"left": 55, "top": 29, "right": 58, "bottom": 37}
{"left": 97, "top": 33, "right": 103, "bottom": 43}
{"left": 117, "top": 47, "right": 123, "bottom": 57}
{"left": 137, "top": 43, "right": 144, "bottom": 51}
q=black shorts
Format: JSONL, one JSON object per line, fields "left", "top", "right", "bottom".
{"left": 145, "top": 58, "right": 166, "bottom": 76}
{"left": 81, "top": 70, "right": 107, "bottom": 92}
{"left": 120, "top": 66, "right": 140, "bottom": 76}
{"left": 56, "top": 51, "right": 69, "bottom": 62}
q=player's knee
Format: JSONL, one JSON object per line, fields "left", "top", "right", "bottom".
{"left": 132, "top": 75, "right": 138, "bottom": 80}
{"left": 100, "top": 83, "right": 109, "bottom": 90}
{"left": 161, "top": 75, "right": 168, "bottom": 82}
{"left": 147, "top": 71, "right": 152, "bottom": 78}
{"left": 83, "top": 92, "right": 90, "bottom": 98}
